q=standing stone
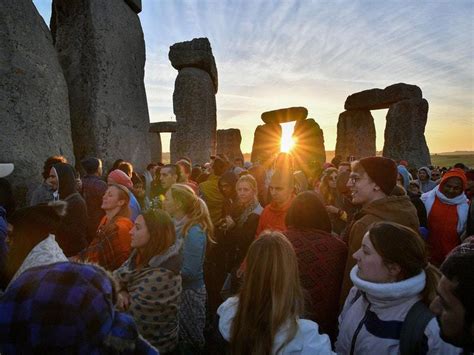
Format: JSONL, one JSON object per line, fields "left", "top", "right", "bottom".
{"left": 217, "top": 129, "right": 244, "bottom": 162}
{"left": 148, "top": 133, "right": 162, "bottom": 163}
{"left": 0, "top": 0, "right": 75, "bottom": 204}
{"left": 335, "top": 110, "right": 376, "bottom": 160}
{"left": 292, "top": 119, "right": 326, "bottom": 172}
{"left": 251, "top": 123, "right": 282, "bottom": 167}
{"left": 383, "top": 98, "right": 431, "bottom": 167}
{"left": 169, "top": 38, "right": 218, "bottom": 165}
{"left": 52, "top": 0, "right": 151, "bottom": 171}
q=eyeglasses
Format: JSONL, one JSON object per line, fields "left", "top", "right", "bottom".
{"left": 349, "top": 175, "right": 362, "bottom": 184}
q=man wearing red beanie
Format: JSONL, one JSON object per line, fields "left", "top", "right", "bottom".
{"left": 339, "top": 157, "right": 420, "bottom": 304}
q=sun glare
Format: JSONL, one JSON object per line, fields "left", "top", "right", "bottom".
{"left": 280, "top": 122, "right": 296, "bottom": 153}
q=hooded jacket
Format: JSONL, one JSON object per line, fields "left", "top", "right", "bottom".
{"left": 217, "top": 296, "right": 334, "bottom": 355}
{"left": 416, "top": 167, "right": 438, "bottom": 193}
{"left": 53, "top": 163, "right": 89, "bottom": 256}
{"left": 336, "top": 266, "right": 461, "bottom": 355}
{"left": 340, "top": 194, "right": 420, "bottom": 304}
{"left": 200, "top": 174, "right": 224, "bottom": 225}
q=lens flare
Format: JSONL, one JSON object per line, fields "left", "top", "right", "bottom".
{"left": 280, "top": 122, "right": 296, "bottom": 152}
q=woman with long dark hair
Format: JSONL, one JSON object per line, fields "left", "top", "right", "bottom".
{"left": 114, "top": 209, "right": 182, "bottom": 354}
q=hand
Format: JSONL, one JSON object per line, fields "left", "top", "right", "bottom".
{"left": 116, "top": 290, "right": 131, "bottom": 311}
{"left": 326, "top": 205, "right": 339, "bottom": 215}
{"left": 224, "top": 215, "right": 235, "bottom": 230}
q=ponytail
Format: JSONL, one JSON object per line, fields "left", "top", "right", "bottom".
{"left": 421, "top": 263, "right": 441, "bottom": 305}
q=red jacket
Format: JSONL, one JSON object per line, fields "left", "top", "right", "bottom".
{"left": 255, "top": 195, "right": 294, "bottom": 237}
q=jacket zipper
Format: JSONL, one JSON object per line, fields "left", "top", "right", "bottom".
{"left": 349, "top": 303, "right": 371, "bottom": 355}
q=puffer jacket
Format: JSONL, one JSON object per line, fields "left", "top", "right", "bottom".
{"left": 218, "top": 296, "right": 335, "bottom": 354}
{"left": 336, "top": 266, "right": 461, "bottom": 355}
{"left": 340, "top": 194, "right": 419, "bottom": 303}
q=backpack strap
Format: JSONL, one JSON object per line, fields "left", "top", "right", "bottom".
{"left": 400, "top": 300, "right": 435, "bottom": 355}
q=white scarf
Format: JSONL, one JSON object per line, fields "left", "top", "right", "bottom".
{"left": 421, "top": 186, "right": 469, "bottom": 234}
{"left": 350, "top": 265, "right": 425, "bottom": 300}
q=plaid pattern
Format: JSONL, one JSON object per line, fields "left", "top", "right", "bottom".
{"left": 0, "top": 262, "right": 157, "bottom": 354}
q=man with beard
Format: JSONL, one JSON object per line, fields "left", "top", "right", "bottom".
{"left": 431, "top": 241, "right": 474, "bottom": 353}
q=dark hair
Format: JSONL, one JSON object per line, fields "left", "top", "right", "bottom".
{"left": 441, "top": 245, "right": 474, "bottom": 327}
{"left": 191, "top": 166, "right": 202, "bottom": 182}
{"left": 146, "top": 163, "right": 158, "bottom": 171}
{"left": 118, "top": 162, "right": 133, "bottom": 177}
{"left": 42, "top": 155, "right": 67, "bottom": 180}
{"left": 212, "top": 157, "right": 228, "bottom": 177}
{"left": 111, "top": 159, "right": 124, "bottom": 170}
{"left": 162, "top": 164, "right": 180, "bottom": 180}
{"left": 53, "top": 163, "right": 77, "bottom": 199}
{"left": 138, "top": 210, "right": 176, "bottom": 268}
{"left": 454, "top": 163, "right": 467, "bottom": 170}
{"left": 0, "top": 178, "right": 16, "bottom": 218}
{"left": 368, "top": 222, "right": 440, "bottom": 305}
{"left": 285, "top": 191, "right": 331, "bottom": 232}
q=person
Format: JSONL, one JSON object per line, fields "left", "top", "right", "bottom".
{"left": 336, "top": 222, "right": 460, "bottom": 355}
{"left": 81, "top": 157, "right": 108, "bottom": 242}
{"left": 0, "top": 262, "right": 158, "bottom": 354}
{"left": 108, "top": 169, "right": 141, "bottom": 221}
{"left": 340, "top": 157, "right": 420, "bottom": 304}
{"left": 217, "top": 231, "right": 334, "bottom": 354}
{"left": 114, "top": 209, "right": 182, "bottom": 353}
{"left": 326, "top": 171, "right": 357, "bottom": 235}
{"left": 118, "top": 161, "right": 134, "bottom": 178}
{"left": 430, "top": 241, "right": 474, "bottom": 352}
{"left": 416, "top": 166, "right": 438, "bottom": 193}
{"left": 49, "top": 163, "right": 89, "bottom": 256}
{"left": 160, "top": 164, "right": 180, "bottom": 195}
{"left": 0, "top": 163, "right": 15, "bottom": 289}
{"left": 318, "top": 167, "right": 338, "bottom": 206}
{"left": 431, "top": 168, "right": 442, "bottom": 183}
{"left": 77, "top": 184, "right": 133, "bottom": 271}
{"left": 143, "top": 163, "right": 158, "bottom": 209}
{"left": 421, "top": 168, "right": 469, "bottom": 266}
{"left": 397, "top": 165, "right": 428, "bottom": 231}
{"left": 3, "top": 201, "right": 68, "bottom": 289}
{"left": 29, "top": 155, "right": 67, "bottom": 206}
{"left": 200, "top": 156, "right": 228, "bottom": 226}
{"left": 163, "top": 183, "right": 214, "bottom": 352}
{"left": 284, "top": 191, "right": 347, "bottom": 342}
{"left": 255, "top": 170, "right": 295, "bottom": 236}
{"left": 177, "top": 159, "right": 199, "bottom": 194}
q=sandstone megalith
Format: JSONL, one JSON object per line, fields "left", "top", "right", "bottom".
{"left": 261, "top": 107, "right": 308, "bottom": 124}
{"left": 217, "top": 129, "right": 244, "bottom": 162}
{"left": 0, "top": 0, "right": 75, "bottom": 203}
{"left": 251, "top": 123, "right": 282, "bottom": 167}
{"left": 169, "top": 38, "right": 218, "bottom": 164}
{"left": 292, "top": 119, "right": 326, "bottom": 172}
{"left": 149, "top": 121, "right": 177, "bottom": 163}
{"left": 52, "top": 0, "right": 151, "bottom": 170}
{"left": 345, "top": 83, "right": 422, "bottom": 110}
{"left": 383, "top": 98, "right": 431, "bottom": 166}
{"left": 335, "top": 110, "right": 376, "bottom": 159}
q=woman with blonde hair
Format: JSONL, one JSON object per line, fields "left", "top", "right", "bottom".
{"left": 114, "top": 209, "right": 182, "bottom": 354}
{"left": 163, "top": 183, "right": 213, "bottom": 352}
{"left": 217, "top": 231, "right": 333, "bottom": 355}
{"left": 336, "top": 221, "right": 460, "bottom": 354}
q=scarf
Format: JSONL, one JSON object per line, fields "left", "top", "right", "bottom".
{"left": 174, "top": 215, "right": 187, "bottom": 239}
{"left": 234, "top": 199, "right": 262, "bottom": 228}
{"left": 421, "top": 186, "right": 469, "bottom": 234}
{"left": 350, "top": 265, "right": 425, "bottom": 300}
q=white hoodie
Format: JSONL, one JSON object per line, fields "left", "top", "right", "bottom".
{"left": 217, "top": 296, "right": 335, "bottom": 354}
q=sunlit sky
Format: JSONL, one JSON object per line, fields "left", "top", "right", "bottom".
{"left": 34, "top": 0, "right": 473, "bottom": 153}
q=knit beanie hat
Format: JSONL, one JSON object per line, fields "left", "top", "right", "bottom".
{"left": 81, "top": 157, "right": 101, "bottom": 174}
{"left": 359, "top": 157, "right": 397, "bottom": 195}
{"left": 108, "top": 169, "right": 133, "bottom": 189}
{"left": 439, "top": 168, "right": 467, "bottom": 190}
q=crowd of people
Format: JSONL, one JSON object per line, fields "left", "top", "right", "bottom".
{"left": 0, "top": 152, "right": 473, "bottom": 354}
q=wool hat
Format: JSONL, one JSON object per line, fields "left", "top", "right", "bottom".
{"left": 439, "top": 168, "right": 467, "bottom": 190}
{"left": 0, "top": 262, "right": 157, "bottom": 354}
{"left": 0, "top": 163, "right": 14, "bottom": 178}
{"left": 359, "top": 157, "right": 397, "bottom": 195}
{"left": 81, "top": 157, "right": 101, "bottom": 174}
{"left": 108, "top": 169, "right": 133, "bottom": 189}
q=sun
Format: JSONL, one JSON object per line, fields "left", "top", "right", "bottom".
{"left": 280, "top": 122, "right": 296, "bottom": 152}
